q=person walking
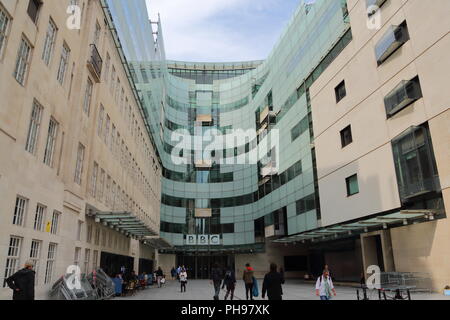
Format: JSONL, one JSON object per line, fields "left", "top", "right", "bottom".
{"left": 180, "top": 268, "right": 188, "bottom": 293}
{"left": 315, "top": 270, "right": 337, "bottom": 300}
{"left": 6, "top": 260, "right": 36, "bottom": 300}
{"left": 262, "top": 263, "right": 285, "bottom": 301}
{"left": 156, "top": 267, "right": 164, "bottom": 288}
{"left": 210, "top": 263, "right": 223, "bottom": 300}
{"left": 222, "top": 266, "right": 236, "bottom": 300}
{"left": 243, "top": 263, "right": 255, "bottom": 300}
{"left": 171, "top": 267, "right": 176, "bottom": 280}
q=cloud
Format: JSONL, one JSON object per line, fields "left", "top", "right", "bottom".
{"left": 145, "top": 0, "right": 300, "bottom": 62}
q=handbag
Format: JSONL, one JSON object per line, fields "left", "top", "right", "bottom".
{"left": 252, "top": 277, "right": 259, "bottom": 297}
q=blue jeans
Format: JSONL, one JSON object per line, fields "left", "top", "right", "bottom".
{"left": 320, "top": 296, "right": 332, "bottom": 300}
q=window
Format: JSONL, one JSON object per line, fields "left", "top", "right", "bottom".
{"left": 110, "top": 66, "right": 116, "bottom": 93}
{"left": 340, "top": 125, "right": 353, "bottom": 148}
{"left": 86, "top": 225, "right": 93, "bottom": 243}
{"left": 376, "top": 21, "right": 409, "bottom": 66}
{"left": 76, "top": 221, "right": 83, "bottom": 241}
{"left": 296, "top": 194, "right": 316, "bottom": 215}
{"left": 44, "top": 243, "right": 57, "bottom": 284}
{"left": 92, "top": 250, "right": 98, "bottom": 269}
{"left": 27, "top": 0, "right": 41, "bottom": 24}
{"left": 3, "top": 237, "right": 22, "bottom": 287}
{"left": 74, "top": 143, "right": 85, "bottom": 185}
{"left": 25, "top": 100, "right": 43, "bottom": 154}
{"left": 111, "top": 124, "right": 116, "bottom": 152}
{"left": 43, "top": 117, "right": 59, "bottom": 167}
{"left": 392, "top": 124, "right": 440, "bottom": 202}
{"left": 103, "top": 53, "right": 110, "bottom": 82}
{"left": 115, "top": 78, "right": 120, "bottom": 101}
{"left": 33, "top": 204, "right": 46, "bottom": 231}
{"left": 346, "top": 174, "right": 360, "bottom": 196}
{"left": 13, "top": 196, "right": 28, "bottom": 227}
{"left": 57, "top": 43, "right": 70, "bottom": 84}
{"left": 99, "top": 169, "right": 105, "bottom": 201}
{"left": 105, "top": 175, "right": 111, "bottom": 206}
{"left": 335, "top": 80, "right": 346, "bottom": 103}
{"left": 104, "top": 115, "right": 110, "bottom": 145}
{"left": 42, "top": 19, "right": 57, "bottom": 65}
{"left": 14, "top": 37, "right": 32, "bottom": 85}
{"left": 50, "top": 211, "right": 60, "bottom": 235}
{"left": 29, "top": 240, "right": 41, "bottom": 284}
{"left": 84, "top": 249, "right": 90, "bottom": 274}
{"left": 0, "top": 5, "right": 11, "bottom": 58}
{"left": 74, "top": 247, "right": 81, "bottom": 266}
{"left": 291, "top": 116, "right": 309, "bottom": 141}
{"left": 90, "top": 162, "right": 98, "bottom": 197}
{"left": 384, "top": 76, "right": 422, "bottom": 118}
{"left": 83, "top": 78, "right": 93, "bottom": 116}
{"left": 94, "top": 228, "right": 100, "bottom": 246}
{"left": 97, "top": 104, "right": 104, "bottom": 137}
{"left": 93, "top": 22, "right": 101, "bottom": 46}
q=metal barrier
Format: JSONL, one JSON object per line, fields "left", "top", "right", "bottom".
{"left": 49, "top": 274, "right": 98, "bottom": 300}
{"left": 87, "top": 268, "right": 115, "bottom": 300}
{"left": 380, "top": 272, "right": 432, "bottom": 293}
{"left": 49, "top": 268, "right": 115, "bottom": 300}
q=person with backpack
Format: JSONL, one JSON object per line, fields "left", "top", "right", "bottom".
{"left": 315, "top": 269, "right": 337, "bottom": 300}
{"left": 180, "top": 267, "right": 188, "bottom": 293}
{"left": 210, "top": 263, "right": 223, "bottom": 300}
{"left": 243, "top": 263, "right": 255, "bottom": 300}
{"left": 262, "top": 263, "right": 285, "bottom": 300}
{"left": 222, "top": 266, "right": 236, "bottom": 300}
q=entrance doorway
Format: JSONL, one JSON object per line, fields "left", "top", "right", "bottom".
{"left": 176, "top": 254, "right": 235, "bottom": 279}
{"left": 363, "top": 235, "right": 385, "bottom": 272}
{"left": 100, "top": 252, "right": 134, "bottom": 277}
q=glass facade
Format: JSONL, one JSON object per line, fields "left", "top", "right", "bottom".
{"left": 109, "top": 0, "right": 352, "bottom": 253}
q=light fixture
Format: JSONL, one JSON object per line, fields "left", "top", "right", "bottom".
{"left": 383, "top": 223, "right": 388, "bottom": 229}
{"left": 403, "top": 219, "right": 408, "bottom": 226}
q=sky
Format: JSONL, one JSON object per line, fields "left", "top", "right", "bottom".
{"left": 145, "top": 0, "right": 301, "bottom": 62}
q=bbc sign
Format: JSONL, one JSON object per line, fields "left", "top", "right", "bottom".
{"left": 186, "top": 235, "right": 221, "bottom": 246}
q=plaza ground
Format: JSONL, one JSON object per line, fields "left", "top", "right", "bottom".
{"left": 116, "top": 279, "right": 450, "bottom": 301}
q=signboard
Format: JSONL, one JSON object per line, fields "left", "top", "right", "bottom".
{"left": 186, "top": 235, "right": 221, "bottom": 246}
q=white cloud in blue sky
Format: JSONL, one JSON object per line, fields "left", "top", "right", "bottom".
{"left": 145, "top": 0, "right": 301, "bottom": 62}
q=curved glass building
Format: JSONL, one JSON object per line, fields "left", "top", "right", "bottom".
{"left": 107, "top": 0, "right": 449, "bottom": 286}
{"left": 108, "top": 0, "right": 352, "bottom": 277}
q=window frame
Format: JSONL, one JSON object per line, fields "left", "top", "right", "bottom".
{"left": 346, "top": 174, "right": 360, "bottom": 197}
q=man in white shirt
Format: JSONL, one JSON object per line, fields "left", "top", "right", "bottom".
{"left": 315, "top": 270, "right": 337, "bottom": 300}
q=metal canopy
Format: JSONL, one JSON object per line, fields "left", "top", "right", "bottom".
{"left": 92, "top": 211, "right": 157, "bottom": 238}
{"left": 273, "top": 210, "right": 441, "bottom": 244}
{"left": 142, "top": 236, "right": 173, "bottom": 249}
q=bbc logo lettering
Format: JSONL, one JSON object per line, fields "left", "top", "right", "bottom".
{"left": 186, "top": 235, "right": 221, "bottom": 246}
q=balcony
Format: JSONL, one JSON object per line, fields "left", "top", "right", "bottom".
{"left": 384, "top": 77, "right": 422, "bottom": 118}
{"left": 375, "top": 22, "right": 409, "bottom": 65}
{"left": 87, "top": 44, "right": 103, "bottom": 82}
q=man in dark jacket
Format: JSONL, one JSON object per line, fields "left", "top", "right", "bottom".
{"left": 222, "top": 266, "right": 236, "bottom": 300}
{"left": 262, "top": 263, "right": 285, "bottom": 301}
{"left": 210, "top": 263, "right": 223, "bottom": 300}
{"left": 6, "top": 260, "right": 36, "bottom": 300}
